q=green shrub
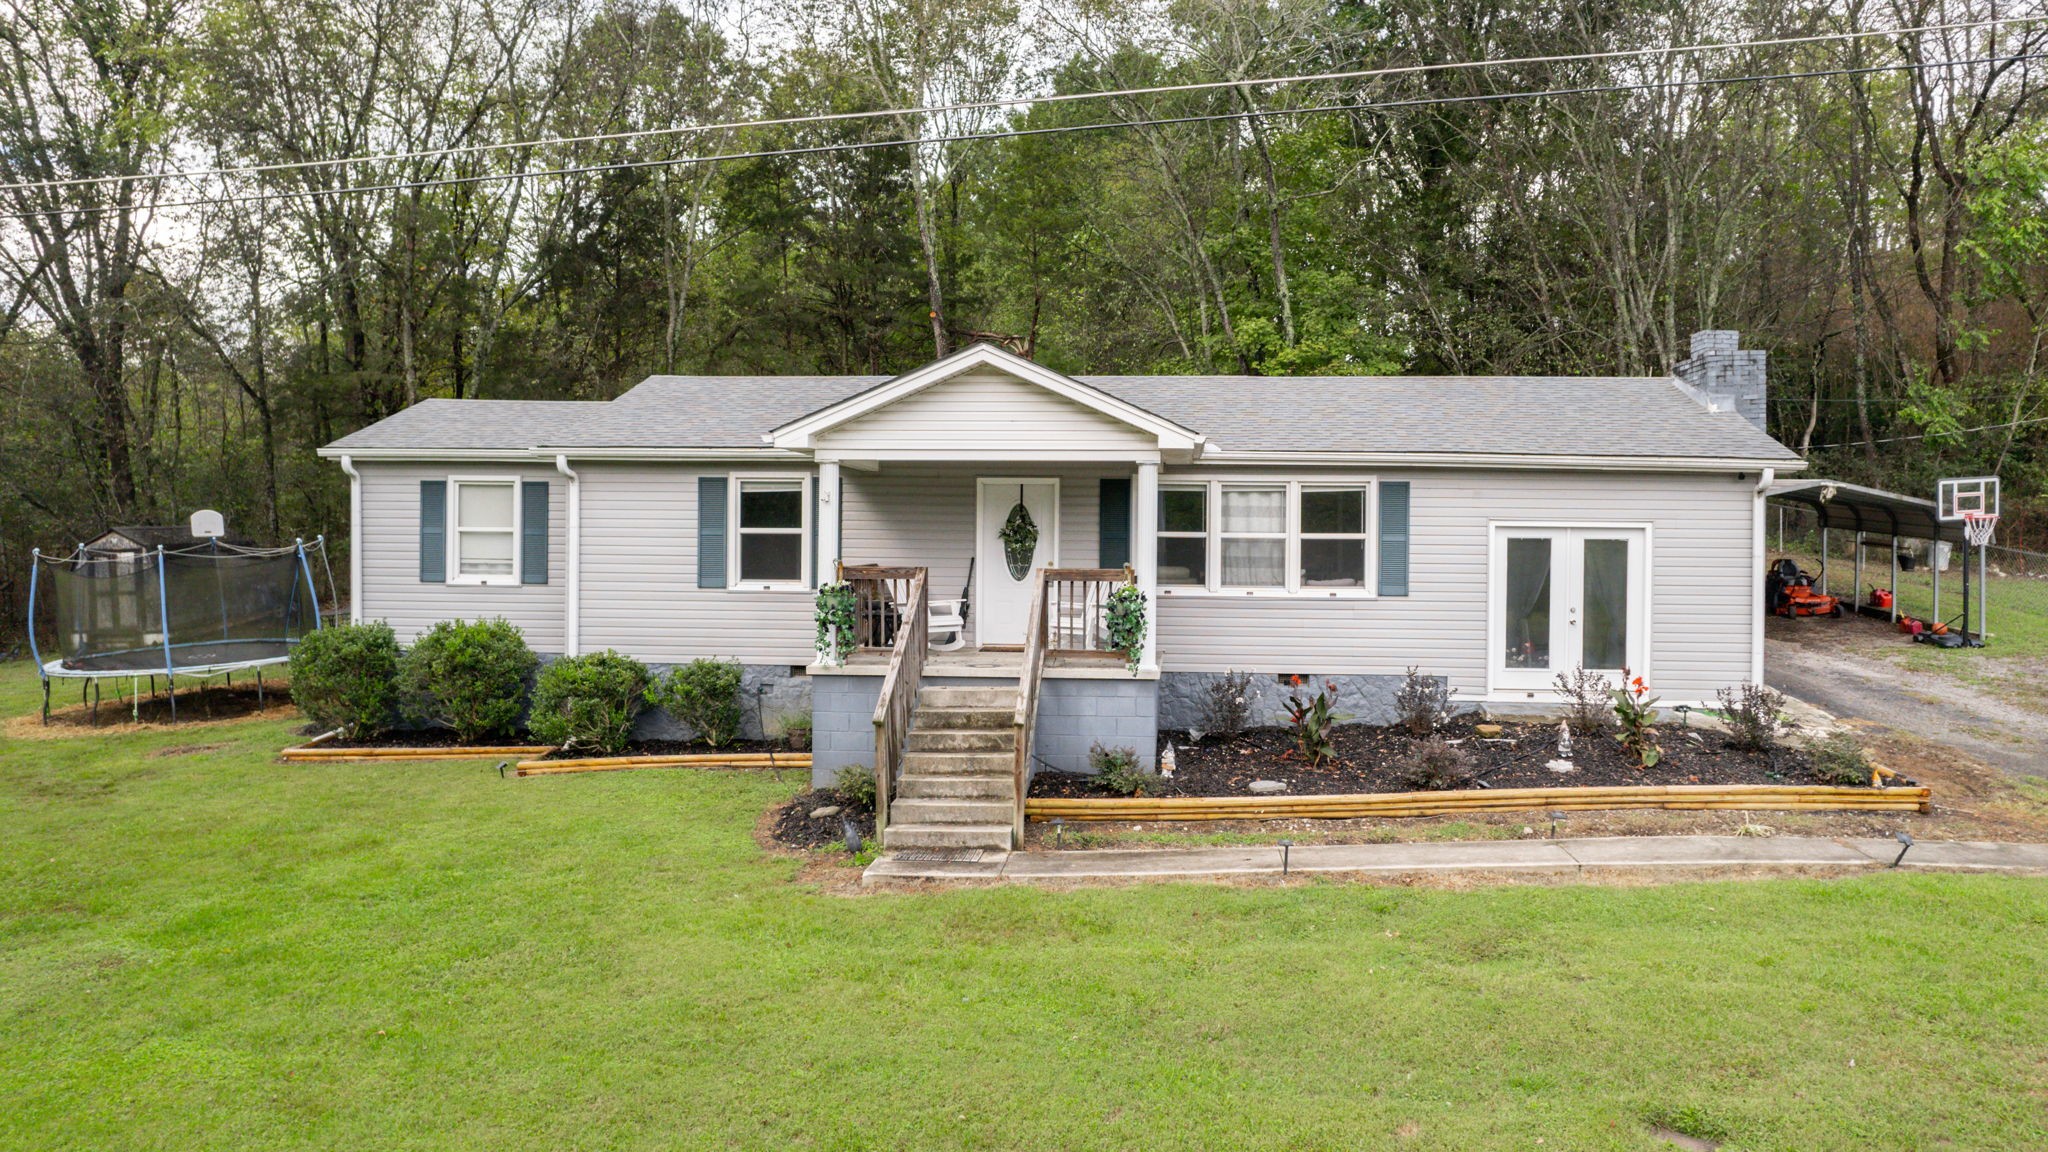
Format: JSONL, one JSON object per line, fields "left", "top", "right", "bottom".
{"left": 528, "top": 650, "right": 652, "bottom": 753}
{"left": 647, "top": 658, "right": 745, "bottom": 747}
{"left": 834, "top": 763, "right": 877, "bottom": 810}
{"left": 397, "top": 618, "right": 538, "bottom": 743}
{"left": 1091, "top": 742, "right": 1156, "bottom": 796}
{"left": 1397, "top": 736, "right": 1476, "bottom": 791}
{"left": 1807, "top": 733, "right": 1872, "bottom": 786}
{"left": 288, "top": 622, "right": 399, "bottom": 739}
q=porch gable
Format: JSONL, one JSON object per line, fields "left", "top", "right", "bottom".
{"left": 770, "top": 343, "right": 1202, "bottom": 461}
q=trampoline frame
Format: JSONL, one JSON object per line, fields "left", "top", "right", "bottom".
{"left": 28, "top": 536, "right": 326, "bottom": 722}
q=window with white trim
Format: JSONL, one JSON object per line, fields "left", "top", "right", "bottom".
{"left": 1155, "top": 479, "right": 1375, "bottom": 595}
{"left": 1157, "top": 485, "right": 1207, "bottom": 586}
{"left": 733, "top": 477, "right": 808, "bottom": 588}
{"left": 452, "top": 479, "right": 518, "bottom": 583}
{"left": 1299, "top": 486, "right": 1370, "bottom": 587}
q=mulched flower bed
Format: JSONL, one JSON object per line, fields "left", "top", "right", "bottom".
{"left": 317, "top": 727, "right": 512, "bottom": 750}
{"left": 1030, "top": 717, "right": 1852, "bottom": 800}
{"left": 768, "top": 788, "right": 875, "bottom": 850}
{"left": 534, "top": 737, "right": 794, "bottom": 761}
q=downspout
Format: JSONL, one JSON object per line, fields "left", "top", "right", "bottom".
{"left": 1752, "top": 467, "right": 1774, "bottom": 685}
{"left": 555, "top": 454, "right": 580, "bottom": 656}
{"left": 339, "top": 455, "right": 362, "bottom": 625}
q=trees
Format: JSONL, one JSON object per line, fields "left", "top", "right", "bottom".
{"left": 2, "top": 0, "right": 2048, "bottom": 638}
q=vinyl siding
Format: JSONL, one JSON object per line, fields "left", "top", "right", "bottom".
{"left": 1155, "top": 468, "right": 1758, "bottom": 701}
{"left": 816, "top": 368, "right": 1157, "bottom": 455}
{"left": 839, "top": 464, "right": 1116, "bottom": 648}
{"left": 356, "top": 462, "right": 566, "bottom": 651}
{"left": 576, "top": 463, "right": 814, "bottom": 664}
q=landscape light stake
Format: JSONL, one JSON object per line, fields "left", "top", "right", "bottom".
{"left": 1675, "top": 705, "right": 1692, "bottom": 728}
{"left": 1051, "top": 818, "right": 1065, "bottom": 848}
{"left": 1279, "top": 839, "right": 1293, "bottom": 876}
{"left": 1891, "top": 831, "right": 1914, "bottom": 868}
{"left": 1549, "top": 812, "right": 1565, "bottom": 839}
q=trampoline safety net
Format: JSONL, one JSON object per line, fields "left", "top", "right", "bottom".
{"left": 37, "top": 544, "right": 322, "bottom": 674}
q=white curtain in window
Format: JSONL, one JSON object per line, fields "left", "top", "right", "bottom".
{"left": 1221, "top": 488, "right": 1285, "bottom": 586}
{"left": 1221, "top": 488, "right": 1284, "bottom": 532}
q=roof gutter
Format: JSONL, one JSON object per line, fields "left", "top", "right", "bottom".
{"left": 1188, "top": 450, "right": 1808, "bottom": 473}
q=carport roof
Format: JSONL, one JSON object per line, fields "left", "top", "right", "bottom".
{"left": 1765, "top": 478, "right": 1968, "bottom": 545}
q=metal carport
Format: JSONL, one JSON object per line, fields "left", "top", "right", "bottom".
{"left": 1765, "top": 478, "right": 1986, "bottom": 640}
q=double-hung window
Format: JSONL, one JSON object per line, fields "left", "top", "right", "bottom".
{"left": 452, "top": 478, "right": 519, "bottom": 584}
{"left": 1155, "top": 479, "right": 1375, "bottom": 595}
{"left": 1157, "top": 486, "right": 1208, "bottom": 586}
{"left": 1299, "top": 486, "right": 1370, "bottom": 587}
{"left": 732, "top": 477, "right": 809, "bottom": 589}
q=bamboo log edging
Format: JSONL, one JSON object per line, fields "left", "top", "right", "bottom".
{"left": 1026, "top": 784, "right": 1933, "bottom": 822}
{"left": 282, "top": 744, "right": 553, "bottom": 762}
{"left": 513, "top": 753, "right": 811, "bottom": 777}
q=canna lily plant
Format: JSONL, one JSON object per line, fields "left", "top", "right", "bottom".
{"left": 1610, "top": 669, "right": 1662, "bottom": 769}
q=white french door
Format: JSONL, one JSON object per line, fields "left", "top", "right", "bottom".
{"left": 1489, "top": 525, "right": 1648, "bottom": 692}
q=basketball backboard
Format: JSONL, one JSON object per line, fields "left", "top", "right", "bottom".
{"left": 1936, "top": 476, "right": 1999, "bottom": 523}
{"left": 189, "top": 509, "right": 226, "bottom": 538}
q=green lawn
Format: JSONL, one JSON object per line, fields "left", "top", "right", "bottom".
{"left": 3, "top": 662, "right": 2046, "bottom": 1150}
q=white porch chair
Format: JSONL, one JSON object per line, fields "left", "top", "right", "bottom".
{"left": 928, "top": 559, "right": 973, "bottom": 651}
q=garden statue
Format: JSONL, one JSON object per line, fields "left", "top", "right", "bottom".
{"left": 1556, "top": 720, "right": 1573, "bottom": 760}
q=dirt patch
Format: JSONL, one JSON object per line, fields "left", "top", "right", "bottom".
{"left": 149, "top": 742, "right": 231, "bottom": 759}
{"left": 1030, "top": 718, "right": 1856, "bottom": 801}
{"left": 6, "top": 684, "right": 298, "bottom": 740}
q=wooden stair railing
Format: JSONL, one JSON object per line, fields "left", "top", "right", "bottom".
{"left": 1010, "top": 568, "right": 1051, "bottom": 846}
{"left": 870, "top": 568, "right": 928, "bottom": 834}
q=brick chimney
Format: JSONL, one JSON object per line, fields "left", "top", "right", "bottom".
{"left": 1674, "top": 330, "right": 1767, "bottom": 434}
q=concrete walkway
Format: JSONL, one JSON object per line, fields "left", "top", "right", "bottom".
{"left": 862, "top": 835, "right": 2048, "bottom": 884}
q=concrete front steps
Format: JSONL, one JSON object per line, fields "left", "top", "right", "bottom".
{"left": 882, "top": 685, "right": 1019, "bottom": 852}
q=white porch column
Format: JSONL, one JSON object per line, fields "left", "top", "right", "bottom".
{"left": 817, "top": 460, "right": 842, "bottom": 582}
{"left": 1134, "top": 461, "right": 1159, "bottom": 671}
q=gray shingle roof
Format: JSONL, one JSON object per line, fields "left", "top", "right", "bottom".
{"left": 324, "top": 371, "right": 1801, "bottom": 463}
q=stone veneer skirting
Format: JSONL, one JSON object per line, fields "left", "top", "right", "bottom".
{"left": 1155, "top": 671, "right": 1443, "bottom": 735}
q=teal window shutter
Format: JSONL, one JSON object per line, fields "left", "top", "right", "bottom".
{"left": 1098, "top": 477, "right": 1132, "bottom": 569}
{"left": 698, "top": 476, "right": 729, "bottom": 588}
{"left": 419, "top": 480, "right": 447, "bottom": 583}
{"left": 521, "top": 480, "right": 549, "bottom": 585}
{"left": 1378, "top": 481, "right": 1410, "bottom": 597}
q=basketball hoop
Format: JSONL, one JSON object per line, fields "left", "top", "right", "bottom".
{"left": 1962, "top": 510, "right": 1998, "bottom": 549}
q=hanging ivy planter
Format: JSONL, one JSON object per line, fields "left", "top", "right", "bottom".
{"left": 1000, "top": 495, "right": 1038, "bottom": 580}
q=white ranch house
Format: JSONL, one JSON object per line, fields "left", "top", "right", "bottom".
{"left": 322, "top": 333, "right": 1802, "bottom": 849}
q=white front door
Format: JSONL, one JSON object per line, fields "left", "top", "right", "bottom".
{"left": 1490, "top": 525, "right": 1648, "bottom": 692}
{"left": 976, "top": 478, "right": 1060, "bottom": 646}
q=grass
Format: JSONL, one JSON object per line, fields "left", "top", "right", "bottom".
{"left": 3, "top": 661, "right": 2047, "bottom": 1149}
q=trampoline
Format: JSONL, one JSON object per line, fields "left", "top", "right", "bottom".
{"left": 28, "top": 536, "right": 329, "bottom": 721}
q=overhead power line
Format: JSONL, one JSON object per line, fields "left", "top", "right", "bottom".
{"left": 0, "top": 14, "right": 2040, "bottom": 197}
{"left": 1810, "top": 412, "right": 2048, "bottom": 449}
{"left": 2, "top": 49, "right": 2036, "bottom": 223}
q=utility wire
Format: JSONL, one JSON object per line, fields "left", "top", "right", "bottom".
{"left": 0, "top": 14, "right": 2039, "bottom": 197}
{"left": 1809, "top": 412, "right": 2048, "bottom": 449}
{"left": 3, "top": 50, "right": 2035, "bottom": 223}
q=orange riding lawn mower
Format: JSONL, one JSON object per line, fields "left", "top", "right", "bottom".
{"left": 1765, "top": 558, "right": 1844, "bottom": 619}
